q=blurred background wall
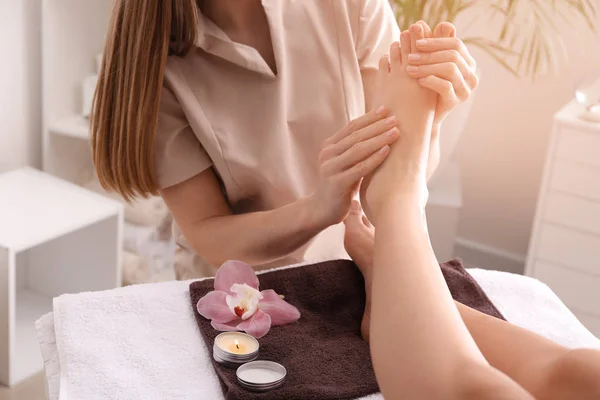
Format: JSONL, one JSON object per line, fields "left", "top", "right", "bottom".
{"left": 0, "top": 0, "right": 42, "bottom": 173}
{"left": 454, "top": 10, "right": 600, "bottom": 271}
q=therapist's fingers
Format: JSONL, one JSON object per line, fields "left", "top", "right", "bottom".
{"left": 415, "top": 37, "right": 476, "bottom": 68}
{"left": 321, "top": 124, "right": 399, "bottom": 174}
{"left": 406, "top": 50, "right": 478, "bottom": 89}
{"left": 407, "top": 49, "right": 469, "bottom": 69}
{"left": 324, "top": 107, "right": 389, "bottom": 147}
{"left": 327, "top": 114, "right": 397, "bottom": 160}
{"left": 407, "top": 62, "right": 471, "bottom": 101}
{"left": 335, "top": 145, "right": 391, "bottom": 189}
{"left": 417, "top": 75, "right": 459, "bottom": 105}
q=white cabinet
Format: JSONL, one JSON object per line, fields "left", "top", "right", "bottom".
{"left": 0, "top": 168, "right": 123, "bottom": 386}
{"left": 526, "top": 100, "right": 600, "bottom": 338}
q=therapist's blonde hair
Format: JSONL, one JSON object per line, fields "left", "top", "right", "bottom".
{"left": 91, "top": 0, "right": 200, "bottom": 200}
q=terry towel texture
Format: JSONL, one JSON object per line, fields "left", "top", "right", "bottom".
{"left": 38, "top": 265, "right": 600, "bottom": 400}
{"left": 189, "top": 259, "right": 504, "bottom": 400}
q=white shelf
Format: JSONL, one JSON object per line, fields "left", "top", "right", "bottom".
{"left": 0, "top": 167, "right": 123, "bottom": 386}
{"left": 0, "top": 167, "right": 120, "bottom": 252}
{"left": 42, "top": 0, "right": 112, "bottom": 182}
{"left": 555, "top": 100, "right": 600, "bottom": 133}
{"left": 14, "top": 290, "right": 53, "bottom": 384}
{"left": 49, "top": 115, "right": 89, "bottom": 139}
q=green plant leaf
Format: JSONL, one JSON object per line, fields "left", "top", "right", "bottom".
{"left": 531, "top": 0, "right": 562, "bottom": 35}
{"left": 565, "top": 0, "right": 596, "bottom": 30}
{"left": 499, "top": 0, "right": 517, "bottom": 41}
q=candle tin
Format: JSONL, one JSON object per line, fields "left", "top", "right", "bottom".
{"left": 212, "top": 332, "right": 259, "bottom": 367}
{"left": 236, "top": 361, "right": 287, "bottom": 392}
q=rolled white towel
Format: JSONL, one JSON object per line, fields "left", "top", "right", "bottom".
{"left": 83, "top": 177, "right": 172, "bottom": 237}
{"left": 121, "top": 250, "right": 150, "bottom": 286}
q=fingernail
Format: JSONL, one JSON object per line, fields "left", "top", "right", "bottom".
{"left": 416, "top": 39, "right": 427, "bottom": 47}
{"left": 380, "top": 145, "right": 390, "bottom": 155}
{"left": 406, "top": 65, "right": 419, "bottom": 72}
{"left": 386, "top": 127, "right": 399, "bottom": 137}
{"left": 418, "top": 78, "right": 427, "bottom": 84}
{"left": 375, "top": 105, "right": 386, "bottom": 115}
{"left": 351, "top": 201, "right": 360, "bottom": 211}
{"left": 385, "top": 116, "right": 397, "bottom": 125}
{"left": 408, "top": 53, "right": 421, "bottom": 61}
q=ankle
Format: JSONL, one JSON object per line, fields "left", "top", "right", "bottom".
{"left": 371, "top": 193, "right": 426, "bottom": 227}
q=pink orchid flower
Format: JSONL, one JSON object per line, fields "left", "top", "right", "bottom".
{"left": 196, "top": 260, "right": 301, "bottom": 338}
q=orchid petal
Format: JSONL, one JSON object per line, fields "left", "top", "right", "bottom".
{"left": 225, "top": 283, "right": 263, "bottom": 319}
{"left": 196, "top": 291, "right": 237, "bottom": 323}
{"left": 214, "top": 260, "right": 259, "bottom": 294}
{"left": 211, "top": 319, "right": 241, "bottom": 332}
{"left": 225, "top": 294, "right": 238, "bottom": 316}
{"left": 258, "top": 289, "right": 301, "bottom": 326}
{"left": 241, "top": 303, "right": 258, "bottom": 320}
{"left": 237, "top": 310, "right": 271, "bottom": 338}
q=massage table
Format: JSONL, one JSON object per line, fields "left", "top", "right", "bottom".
{"left": 36, "top": 263, "right": 600, "bottom": 400}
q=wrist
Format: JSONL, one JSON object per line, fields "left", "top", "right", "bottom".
{"left": 302, "top": 194, "right": 335, "bottom": 231}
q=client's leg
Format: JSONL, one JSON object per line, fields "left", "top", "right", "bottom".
{"left": 345, "top": 208, "right": 600, "bottom": 400}
{"left": 343, "top": 202, "right": 374, "bottom": 341}
{"left": 459, "top": 303, "right": 600, "bottom": 400}
{"left": 359, "top": 26, "right": 532, "bottom": 399}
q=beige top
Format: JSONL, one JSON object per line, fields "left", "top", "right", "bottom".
{"left": 155, "top": 0, "right": 399, "bottom": 275}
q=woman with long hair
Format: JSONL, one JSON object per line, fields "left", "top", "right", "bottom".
{"left": 91, "top": 0, "right": 473, "bottom": 336}
{"left": 91, "top": 0, "right": 600, "bottom": 397}
{"left": 90, "top": 0, "right": 470, "bottom": 277}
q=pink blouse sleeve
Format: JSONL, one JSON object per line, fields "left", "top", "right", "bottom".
{"left": 356, "top": 0, "right": 400, "bottom": 72}
{"left": 154, "top": 83, "right": 213, "bottom": 189}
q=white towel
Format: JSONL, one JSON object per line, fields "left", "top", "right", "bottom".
{"left": 36, "top": 266, "right": 600, "bottom": 400}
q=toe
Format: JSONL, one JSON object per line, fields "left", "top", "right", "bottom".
{"left": 416, "top": 20, "right": 432, "bottom": 38}
{"left": 390, "top": 40, "right": 402, "bottom": 71}
{"left": 399, "top": 32, "right": 410, "bottom": 68}
{"left": 349, "top": 199, "right": 361, "bottom": 215}
{"left": 378, "top": 54, "right": 390, "bottom": 73}
{"left": 376, "top": 54, "right": 390, "bottom": 89}
{"left": 434, "top": 22, "right": 456, "bottom": 38}
{"left": 344, "top": 202, "right": 363, "bottom": 230}
{"left": 410, "top": 23, "right": 424, "bottom": 54}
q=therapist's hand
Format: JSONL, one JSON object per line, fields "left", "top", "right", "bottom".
{"left": 405, "top": 22, "right": 478, "bottom": 127}
{"left": 309, "top": 108, "right": 400, "bottom": 226}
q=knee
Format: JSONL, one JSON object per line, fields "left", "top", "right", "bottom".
{"left": 544, "top": 348, "right": 600, "bottom": 399}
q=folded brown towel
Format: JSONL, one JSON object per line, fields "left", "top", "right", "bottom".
{"left": 189, "top": 259, "right": 504, "bottom": 400}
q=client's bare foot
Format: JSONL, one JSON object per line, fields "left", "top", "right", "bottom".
{"left": 344, "top": 201, "right": 375, "bottom": 342}
{"left": 360, "top": 26, "right": 437, "bottom": 224}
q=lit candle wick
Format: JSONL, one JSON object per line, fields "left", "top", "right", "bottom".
{"left": 235, "top": 340, "right": 240, "bottom": 350}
